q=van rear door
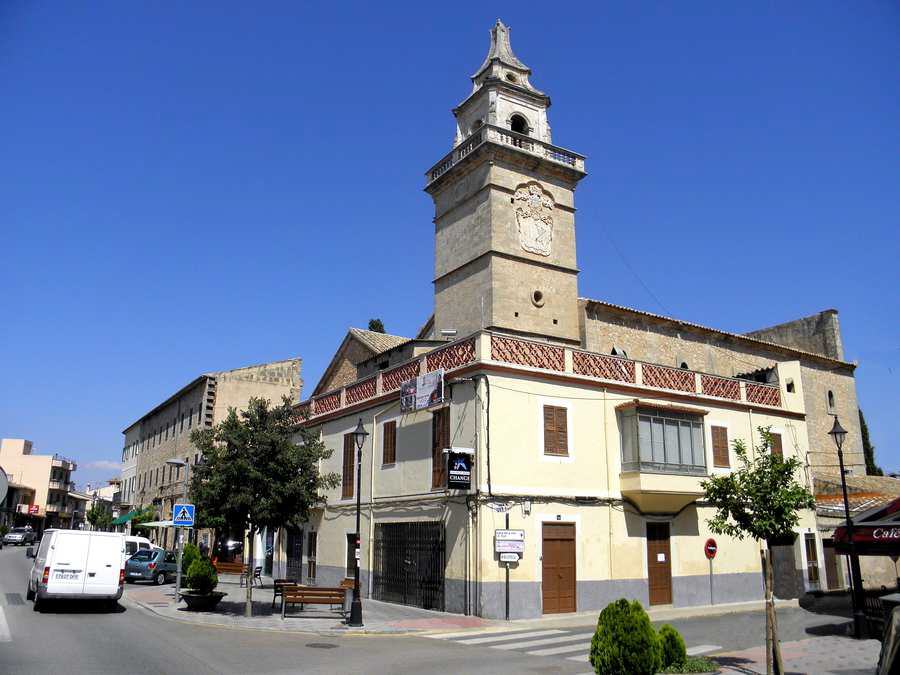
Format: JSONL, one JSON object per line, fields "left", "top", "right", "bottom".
{"left": 83, "top": 534, "right": 124, "bottom": 596}
{"left": 47, "top": 532, "right": 91, "bottom": 595}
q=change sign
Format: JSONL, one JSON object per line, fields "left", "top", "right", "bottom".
{"left": 447, "top": 451, "right": 472, "bottom": 490}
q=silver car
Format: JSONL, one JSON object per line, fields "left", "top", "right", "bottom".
{"left": 3, "top": 527, "right": 37, "bottom": 546}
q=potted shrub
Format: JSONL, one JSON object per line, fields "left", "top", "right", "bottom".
{"left": 178, "top": 558, "right": 225, "bottom": 611}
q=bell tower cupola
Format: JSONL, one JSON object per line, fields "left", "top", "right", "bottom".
{"left": 426, "top": 19, "right": 587, "bottom": 344}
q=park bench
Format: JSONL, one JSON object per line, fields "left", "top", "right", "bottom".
{"left": 271, "top": 578, "right": 298, "bottom": 609}
{"left": 213, "top": 560, "right": 254, "bottom": 586}
{"left": 281, "top": 585, "right": 347, "bottom": 619}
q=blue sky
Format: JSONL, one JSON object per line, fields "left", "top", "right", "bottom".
{"left": 2, "top": 2, "right": 898, "bottom": 488}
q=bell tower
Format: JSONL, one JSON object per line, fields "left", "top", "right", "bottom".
{"left": 425, "top": 19, "right": 587, "bottom": 344}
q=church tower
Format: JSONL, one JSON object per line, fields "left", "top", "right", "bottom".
{"left": 425, "top": 20, "right": 587, "bottom": 344}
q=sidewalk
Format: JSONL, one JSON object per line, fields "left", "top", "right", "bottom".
{"left": 124, "top": 575, "right": 799, "bottom": 637}
{"left": 123, "top": 577, "right": 492, "bottom": 635}
{"left": 714, "top": 634, "right": 881, "bottom": 674}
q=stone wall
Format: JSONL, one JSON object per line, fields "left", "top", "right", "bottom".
{"left": 747, "top": 310, "right": 844, "bottom": 361}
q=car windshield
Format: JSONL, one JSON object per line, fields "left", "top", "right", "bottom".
{"left": 130, "top": 550, "right": 155, "bottom": 561}
{"left": 11, "top": 528, "right": 28, "bottom": 533}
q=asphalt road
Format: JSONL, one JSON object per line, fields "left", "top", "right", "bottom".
{"left": 0, "top": 545, "right": 852, "bottom": 674}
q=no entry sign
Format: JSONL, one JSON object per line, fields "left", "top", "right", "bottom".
{"left": 704, "top": 538, "right": 718, "bottom": 560}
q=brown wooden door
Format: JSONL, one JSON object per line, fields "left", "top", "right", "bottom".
{"left": 647, "top": 522, "right": 673, "bottom": 605}
{"left": 542, "top": 523, "right": 576, "bottom": 614}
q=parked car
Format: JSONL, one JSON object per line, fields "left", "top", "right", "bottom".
{"left": 124, "top": 535, "right": 153, "bottom": 559}
{"left": 124, "top": 548, "right": 177, "bottom": 585}
{"left": 4, "top": 527, "right": 37, "bottom": 546}
{"left": 26, "top": 529, "right": 125, "bottom": 610}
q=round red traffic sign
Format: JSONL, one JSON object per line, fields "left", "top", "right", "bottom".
{"left": 704, "top": 538, "right": 718, "bottom": 560}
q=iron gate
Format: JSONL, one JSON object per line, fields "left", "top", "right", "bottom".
{"left": 373, "top": 522, "right": 445, "bottom": 611}
{"left": 286, "top": 529, "right": 303, "bottom": 582}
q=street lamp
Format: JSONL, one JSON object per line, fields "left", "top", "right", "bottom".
{"left": 348, "top": 418, "right": 368, "bottom": 627}
{"left": 829, "top": 415, "right": 866, "bottom": 639}
{"left": 165, "top": 458, "right": 190, "bottom": 603}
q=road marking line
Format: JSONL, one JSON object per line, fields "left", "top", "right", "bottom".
{"left": 425, "top": 630, "right": 489, "bottom": 639}
{"left": 687, "top": 644, "right": 722, "bottom": 656}
{"left": 494, "top": 632, "right": 594, "bottom": 651}
{"left": 0, "top": 607, "right": 11, "bottom": 642}
{"left": 457, "top": 629, "right": 567, "bottom": 645}
{"left": 567, "top": 653, "right": 590, "bottom": 662}
{"left": 525, "top": 637, "right": 595, "bottom": 656}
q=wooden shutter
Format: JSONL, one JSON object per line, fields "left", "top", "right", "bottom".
{"left": 383, "top": 420, "right": 397, "bottom": 465}
{"left": 342, "top": 434, "right": 355, "bottom": 498}
{"left": 770, "top": 432, "right": 783, "bottom": 458}
{"left": 543, "top": 405, "right": 568, "bottom": 456}
{"left": 432, "top": 408, "right": 449, "bottom": 488}
{"left": 712, "top": 426, "right": 729, "bottom": 467}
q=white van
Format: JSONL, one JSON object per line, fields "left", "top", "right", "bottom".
{"left": 26, "top": 529, "right": 125, "bottom": 610}
{"left": 124, "top": 535, "right": 153, "bottom": 558}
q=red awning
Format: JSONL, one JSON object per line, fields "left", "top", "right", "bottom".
{"left": 832, "top": 496, "right": 900, "bottom": 555}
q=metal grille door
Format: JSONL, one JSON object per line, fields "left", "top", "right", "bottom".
{"left": 286, "top": 529, "right": 303, "bottom": 583}
{"left": 373, "top": 522, "right": 445, "bottom": 611}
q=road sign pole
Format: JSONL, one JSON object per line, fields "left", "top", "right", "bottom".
{"left": 174, "top": 465, "right": 191, "bottom": 603}
{"left": 504, "top": 512, "right": 510, "bottom": 621}
{"left": 709, "top": 557, "right": 714, "bottom": 605}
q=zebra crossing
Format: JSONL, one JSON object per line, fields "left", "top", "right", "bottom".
{"left": 427, "top": 627, "right": 597, "bottom": 669}
{"left": 426, "top": 626, "right": 721, "bottom": 669}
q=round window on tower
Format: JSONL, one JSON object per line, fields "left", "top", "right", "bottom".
{"left": 506, "top": 72, "right": 518, "bottom": 83}
{"left": 532, "top": 290, "right": 545, "bottom": 307}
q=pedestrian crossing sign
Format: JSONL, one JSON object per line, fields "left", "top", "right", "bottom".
{"left": 173, "top": 503, "right": 195, "bottom": 527}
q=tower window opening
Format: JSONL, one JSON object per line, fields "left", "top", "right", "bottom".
{"left": 827, "top": 390, "right": 835, "bottom": 411}
{"left": 510, "top": 114, "right": 529, "bottom": 135}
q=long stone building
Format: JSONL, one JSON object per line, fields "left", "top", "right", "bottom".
{"left": 118, "top": 358, "right": 301, "bottom": 550}
{"left": 272, "top": 21, "right": 866, "bottom": 618}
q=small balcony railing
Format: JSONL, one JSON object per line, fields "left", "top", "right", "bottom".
{"left": 426, "top": 124, "right": 586, "bottom": 185}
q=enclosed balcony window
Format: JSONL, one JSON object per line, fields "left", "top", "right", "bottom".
{"left": 621, "top": 407, "right": 707, "bottom": 475}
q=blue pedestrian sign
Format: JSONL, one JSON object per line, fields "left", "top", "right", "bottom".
{"left": 173, "top": 503, "right": 195, "bottom": 527}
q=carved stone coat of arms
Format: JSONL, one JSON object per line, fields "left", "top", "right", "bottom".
{"left": 513, "top": 182, "right": 554, "bottom": 257}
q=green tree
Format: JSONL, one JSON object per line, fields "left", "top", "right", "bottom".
{"left": 367, "top": 318, "right": 385, "bottom": 333}
{"left": 701, "top": 428, "right": 815, "bottom": 675}
{"left": 86, "top": 503, "right": 113, "bottom": 531}
{"left": 189, "top": 396, "right": 339, "bottom": 617}
{"left": 130, "top": 505, "right": 159, "bottom": 536}
{"left": 860, "top": 409, "right": 882, "bottom": 476}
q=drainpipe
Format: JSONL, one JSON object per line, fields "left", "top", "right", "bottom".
{"left": 602, "top": 387, "right": 613, "bottom": 580}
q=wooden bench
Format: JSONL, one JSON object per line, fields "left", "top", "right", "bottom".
{"left": 281, "top": 585, "right": 347, "bottom": 619}
{"left": 213, "top": 561, "right": 246, "bottom": 575}
{"left": 271, "top": 578, "right": 298, "bottom": 610}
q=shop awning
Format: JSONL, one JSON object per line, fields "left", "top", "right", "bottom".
{"left": 135, "top": 520, "right": 174, "bottom": 528}
{"left": 833, "top": 496, "right": 900, "bottom": 555}
{"left": 111, "top": 509, "right": 140, "bottom": 526}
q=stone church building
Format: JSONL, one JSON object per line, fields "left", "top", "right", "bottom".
{"left": 271, "top": 20, "right": 866, "bottom": 618}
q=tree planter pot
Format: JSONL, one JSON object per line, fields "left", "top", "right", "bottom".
{"left": 179, "top": 591, "right": 226, "bottom": 611}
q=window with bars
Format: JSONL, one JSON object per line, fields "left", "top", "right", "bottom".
{"left": 342, "top": 434, "right": 355, "bottom": 499}
{"left": 431, "top": 408, "right": 449, "bottom": 489}
{"left": 383, "top": 420, "right": 397, "bottom": 465}
{"left": 711, "top": 426, "right": 729, "bottom": 468}
{"left": 620, "top": 407, "right": 707, "bottom": 474}
{"left": 543, "top": 405, "right": 569, "bottom": 456}
{"left": 770, "top": 432, "right": 783, "bottom": 458}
